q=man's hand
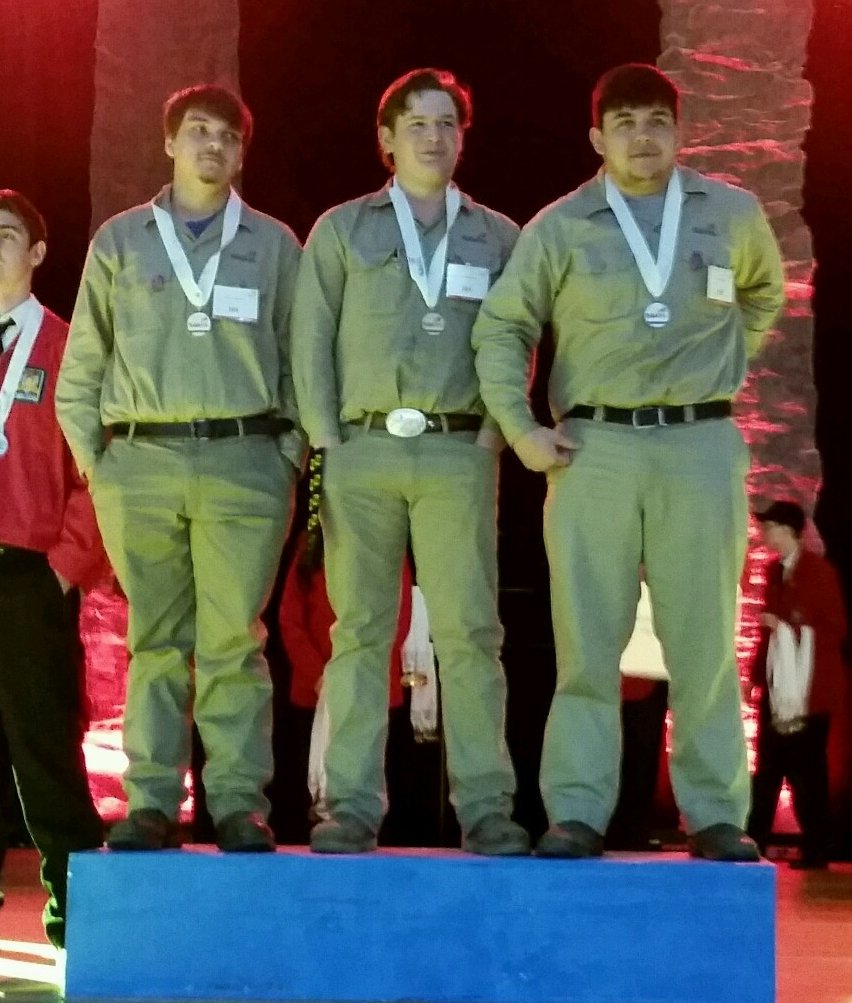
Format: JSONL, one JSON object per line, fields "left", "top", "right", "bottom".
{"left": 760, "top": 613, "right": 779, "bottom": 631}
{"left": 513, "top": 426, "right": 577, "bottom": 473}
{"left": 475, "top": 426, "right": 506, "bottom": 453}
{"left": 54, "top": 571, "right": 72, "bottom": 595}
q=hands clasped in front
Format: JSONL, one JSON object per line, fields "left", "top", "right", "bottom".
{"left": 513, "top": 425, "right": 578, "bottom": 473}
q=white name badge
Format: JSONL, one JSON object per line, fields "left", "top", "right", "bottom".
{"left": 446, "top": 263, "right": 490, "bottom": 302}
{"left": 212, "top": 285, "right": 260, "bottom": 323}
{"left": 707, "top": 265, "right": 735, "bottom": 304}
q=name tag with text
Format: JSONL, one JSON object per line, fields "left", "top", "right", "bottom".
{"left": 446, "top": 263, "right": 490, "bottom": 302}
{"left": 706, "top": 265, "right": 734, "bottom": 304}
{"left": 212, "top": 285, "right": 259, "bottom": 323}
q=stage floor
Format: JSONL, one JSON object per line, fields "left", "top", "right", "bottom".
{"left": 0, "top": 849, "right": 849, "bottom": 1003}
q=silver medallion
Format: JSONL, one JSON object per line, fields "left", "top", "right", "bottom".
{"left": 421, "top": 312, "right": 446, "bottom": 335}
{"left": 385, "top": 408, "right": 428, "bottom": 438}
{"left": 643, "top": 302, "right": 671, "bottom": 329}
{"left": 187, "top": 312, "right": 212, "bottom": 335}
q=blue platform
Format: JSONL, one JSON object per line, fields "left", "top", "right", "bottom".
{"left": 65, "top": 847, "right": 775, "bottom": 1003}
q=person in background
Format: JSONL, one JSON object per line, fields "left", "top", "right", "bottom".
{"left": 0, "top": 189, "right": 105, "bottom": 947}
{"left": 608, "top": 578, "right": 670, "bottom": 851}
{"left": 748, "top": 500, "right": 848, "bottom": 869}
{"left": 278, "top": 527, "right": 411, "bottom": 827}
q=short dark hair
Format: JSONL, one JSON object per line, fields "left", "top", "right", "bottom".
{"left": 377, "top": 68, "right": 472, "bottom": 170}
{"left": 755, "top": 500, "right": 807, "bottom": 538}
{"left": 592, "top": 63, "right": 680, "bottom": 128}
{"left": 0, "top": 189, "right": 47, "bottom": 246}
{"left": 163, "top": 84, "right": 253, "bottom": 147}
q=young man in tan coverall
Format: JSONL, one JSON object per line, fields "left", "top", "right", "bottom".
{"left": 57, "top": 85, "right": 302, "bottom": 852}
{"left": 291, "top": 69, "right": 527, "bottom": 855}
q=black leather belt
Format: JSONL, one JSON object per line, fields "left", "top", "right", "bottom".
{"left": 564, "top": 400, "right": 731, "bottom": 428}
{"left": 109, "top": 414, "right": 293, "bottom": 440}
{"left": 351, "top": 411, "right": 482, "bottom": 435}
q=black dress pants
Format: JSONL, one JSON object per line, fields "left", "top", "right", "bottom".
{"left": 0, "top": 547, "right": 103, "bottom": 946}
{"left": 0, "top": 717, "right": 33, "bottom": 875}
{"left": 747, "top": 709, "right": 831, "bottom": 862}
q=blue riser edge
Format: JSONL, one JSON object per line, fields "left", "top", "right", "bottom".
{"left": 65, "top": 848, "right": 775, "bottom": 1003}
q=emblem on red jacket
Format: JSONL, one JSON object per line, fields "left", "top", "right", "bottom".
{"left": 15, "top": 367, "right": 46, "bottom": 403}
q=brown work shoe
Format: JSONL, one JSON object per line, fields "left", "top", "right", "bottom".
{"left": 688, "top": 823, "right": 760, "bottom": 862}
{"left": 215, "top": 811, "right": 275, "bottom": 852}
{"left": 535, "top": 820, "right": 604, "bottom": 858}
{"left": 310, "top": 814, "right": 377, "bottom": 854}
{"left": 107, "top": 809, "right": 182, "bottom": 851}
{"left": 463, "top": 814, "right": 531, "bottom": 856}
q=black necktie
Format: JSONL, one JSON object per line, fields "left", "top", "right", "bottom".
{"left": 0, "top": 318, "right": 14, "bottom": 351}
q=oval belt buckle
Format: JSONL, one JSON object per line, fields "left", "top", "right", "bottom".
{"left": 385, "top": 408, "right": 427, "bottom": 437}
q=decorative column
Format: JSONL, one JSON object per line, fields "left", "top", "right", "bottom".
{"left": 89, "top": 0, "right": 241, "bottom": 232}
{"left": 657, "top": 1, "right": 817, "bottom": 675}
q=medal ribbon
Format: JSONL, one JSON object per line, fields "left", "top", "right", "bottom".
{"left": 388, "top": 179, "right": 461, "bottom": 309}
{"left": 604, "top": 168, "right": 683, "bottom": 299}
{"left": 151, "top": 187, "right": 242, "bottom": 309}
{"left": 0, "top": 295, "right": 44, "bottom": 441}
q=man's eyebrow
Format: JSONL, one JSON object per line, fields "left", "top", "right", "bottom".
{"left": 0, "top": 222, "right": 24, "bottom": 232}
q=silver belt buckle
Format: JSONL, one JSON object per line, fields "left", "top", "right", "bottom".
{"left": 385, "top": 408, "right": 427, "bottom": 437}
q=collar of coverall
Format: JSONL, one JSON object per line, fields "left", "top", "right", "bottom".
{"left": 367, "top": 182, "right": 475, "bottom": 214}
{"left": 579, "top": 164, "right": 712, "bottom": 218}
{"left": 144, "top": 185, "right": 257, "bottom": 233}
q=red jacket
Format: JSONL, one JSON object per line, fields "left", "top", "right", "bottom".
{"left": 752, "top": 547, "right": 848, "bottom": 716}
{"left": 279, "top": 533, "right": 411, "bottom": 709}
{"left": 0, "top": 306, "right": 107, "bottom": 589}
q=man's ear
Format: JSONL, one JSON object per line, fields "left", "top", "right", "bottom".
{"left": 29, "top": 240, "right": 47, "bottom": 270}
{"left": 164, "top": 134, "right": 175, "bottom": 160}
{"left": 378, "top": 124, "right": 394, "bottom": 160}
{"left": 589, "top": 126, "right": 605, "bottom": 157}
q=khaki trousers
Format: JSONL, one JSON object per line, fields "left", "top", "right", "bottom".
{"left": 540, "top": 417, "right": 751, "bottom": 834}
{"left": 320, "top": 429, "right": 516, "bottom": 833}
{"left": 92, "top": 434, "right": 294, "bottom": 822}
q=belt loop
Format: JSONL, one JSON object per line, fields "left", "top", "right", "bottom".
{"left": 127, "top": 421, "right": 136, "bottom": 445}
{"left": 439, "top": 414, "right": 449, "bottom": 433}
{"left": 236, "top": 417, "right": 245, "bottom": 436}
{"left": 593, "top": 406, "right": 605, "bottom": 422}
{"left": 683, "top": 404, "right": 695, "bottom": 422}
{"left": 363, "top": 412, "right": 375, "bottom": 433}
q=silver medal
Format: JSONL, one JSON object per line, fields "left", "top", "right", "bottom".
{"left": 187, "top": 312, "right": 212, "bottom": 335}
{"left": 421, "top": 312, "right": 446, "bottom": 335}
{"left": 0, "top": 432, "right": 9, "bottom": 457}
{"left": 643, "top": 302, "right": 671, "bottom": 329}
